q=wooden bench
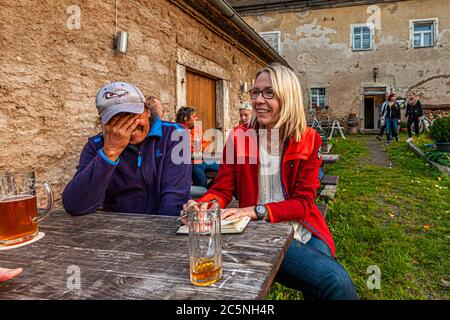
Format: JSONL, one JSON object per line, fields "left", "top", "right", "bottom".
{"left": 321, "top": 175, "right": 339, "bottom": 186}
{"left": 322, "top": 154, "right": 339, "bottom": 164}
{"left": 316, "top": 203, "right": 328, "bottom": 218}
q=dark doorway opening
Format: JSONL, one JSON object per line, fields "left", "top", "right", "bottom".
{"left": 364, "top": 97, "right": 375, "bottom": 129}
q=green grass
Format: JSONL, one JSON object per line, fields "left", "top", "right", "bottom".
{"left": 267, "top": 133, "right": 450, "bottom": 300}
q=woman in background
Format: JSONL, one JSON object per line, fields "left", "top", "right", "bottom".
{"left": 405, "top": 91, "right": 423, "bottom": 143}
{"left": 385, "top": 93, "right": 401, "bottom": 145}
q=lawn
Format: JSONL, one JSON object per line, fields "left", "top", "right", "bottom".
{"left": 267, "top": 133, "right": 450, "bottom": 300}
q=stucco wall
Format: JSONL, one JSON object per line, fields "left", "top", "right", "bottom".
{"left": 0, "top": 0, "right": 263, "bottom": 205}
{"left": 241, "top": 0, "right": 450, "bottom": 125}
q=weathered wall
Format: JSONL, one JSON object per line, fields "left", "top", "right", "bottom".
{"left": 0, "top": 0, "right": 263, "bottom": 206}
{"left": 241, "top": 0, "right": 450, "bottom": 125}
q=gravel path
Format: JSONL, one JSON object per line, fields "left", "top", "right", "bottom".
{"left": 360, "top": 135, "right": 394, "bottom": 168}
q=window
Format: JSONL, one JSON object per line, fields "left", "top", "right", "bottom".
{"left": 310, "top": 88, "right": 327, "bottom": 108}
{"left": 260, "top": 31, "right": 281, "bottom": 53}
{"left": 410, "top": 19, "right": 438, "bottom": 48}
{"left": 351, "top": 24, "right": 373, "bottom": 51}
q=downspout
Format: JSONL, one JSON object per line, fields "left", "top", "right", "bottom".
{"left": 208, "top": 0, "right": 291, "bottom": 68}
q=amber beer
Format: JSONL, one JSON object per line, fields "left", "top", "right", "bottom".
{"left": 190, "top": 257, "right": 222, "bottom": 287}
{"left": 0, "top": 195, "right": 38, "bottom": 246}
{"left": 187, "top": 200, "right": 223, "bottom": 286}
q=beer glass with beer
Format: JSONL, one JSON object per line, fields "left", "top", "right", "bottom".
{"left": 0, "top": 171, "right": 53, "bottom": 246}
{"left": 186, "top": 200, "right": 222, "bottom": 286}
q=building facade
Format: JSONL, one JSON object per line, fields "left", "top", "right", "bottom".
{"left": 229, "top": 0, "right": 450, "bottom": 129}
{"left": 0, "top": 0, "right": 287, "bottom": 204}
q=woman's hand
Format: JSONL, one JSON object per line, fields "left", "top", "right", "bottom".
{"left": 180, "top": 200, "right": 209, "bottom": 225}
{"left": 0, "top": 268, "right": 23, "bottom": 283}
{"left": 221, "top": 206, "right": 257, "bottom": 221}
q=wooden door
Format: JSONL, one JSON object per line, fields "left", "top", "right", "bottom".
{"left": 186, "top": 71, "right": 216, "bottom": 132}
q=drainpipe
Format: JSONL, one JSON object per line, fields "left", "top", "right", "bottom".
{"left": 197, "top": 0, "right": 291, "bottom": 68}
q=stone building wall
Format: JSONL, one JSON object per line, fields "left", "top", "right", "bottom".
{"left": 0, "top": 0, "right": 265, "bottom": 205}
{"left": 239, "top": 0, "right": 450, "bottom": 127}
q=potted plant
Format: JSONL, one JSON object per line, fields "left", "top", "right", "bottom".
{"left": 429, "top": 116, "right": 450, "bottom": 152}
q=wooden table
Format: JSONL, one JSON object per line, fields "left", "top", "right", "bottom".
{"left": 0, "top": 209, "right": 293, "bottom": 300}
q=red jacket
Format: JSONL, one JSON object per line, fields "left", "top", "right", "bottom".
{"left": 199, "top": 125, "right": 336, "bottom": 257}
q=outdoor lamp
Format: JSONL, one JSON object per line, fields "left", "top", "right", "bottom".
{"left": 240, "top": 82, "right": 248, "bottom": 93}
{"left": 114, "top": 31, "right": 128, "bottom": 54}
{"left": 373, "top": 67, "right": 379, "bottom": 82}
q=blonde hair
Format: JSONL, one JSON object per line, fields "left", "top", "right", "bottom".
{"left": 251, "top": 63, "right": 307, "bottom": 142}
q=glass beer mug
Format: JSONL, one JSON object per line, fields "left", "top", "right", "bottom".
{"left": 186, "top": 200, "right": 222, "bottom": 286}
{"left": 0, "top": 171, "right": 53, "bottom": 246}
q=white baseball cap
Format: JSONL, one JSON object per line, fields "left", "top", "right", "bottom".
{"left": 95, "top": 82, "right": 146, "bottom": 124}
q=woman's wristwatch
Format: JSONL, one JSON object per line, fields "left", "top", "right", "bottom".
{"left": 254, "top": 204, "right": 268, "bottom": 220}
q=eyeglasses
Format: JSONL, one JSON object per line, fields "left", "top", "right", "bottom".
{"left": 248, "top": 87, "right": 275, "bottom": 99}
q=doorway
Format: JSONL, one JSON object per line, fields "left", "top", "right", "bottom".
{"left": 186, "top": 70, "right": 217, "bottom": 131}
{"left": 362, "top": 86, "right": 387, "bottom": 129}
{"left": 364, "top": 97, "right": 375, "bottom": 129}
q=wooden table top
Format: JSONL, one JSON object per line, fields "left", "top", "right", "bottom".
{"left": 0, "top": 209, "right": 293, "bottom": 300}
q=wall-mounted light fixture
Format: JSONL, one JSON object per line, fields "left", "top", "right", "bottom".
{"left": 240, "top": 82, "right": 248, "bottom": 93}
{"left": 114, "top": 31, "right": 128, "bottom": 53}
{"left": 373, "top": 67, "right": 379, "bottom": 82}
{"left": 113, "top": 0, "right": 128, "bottom": 54}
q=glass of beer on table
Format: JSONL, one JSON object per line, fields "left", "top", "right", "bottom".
{"left": 0, "top": 171, "right": 53, "bottom": 246}
{"left": 186, "top": 199, "right": 222, "bottom": 286}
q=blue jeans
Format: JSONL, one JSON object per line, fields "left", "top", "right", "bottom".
{"left": 385, "top": 117, "right": 398, "bottom": 143}
{"left": 192, "top": 162, "right": 219, "bottom": 188}
{"left": 275, "top": 235, "right": 358, "bottom": 300}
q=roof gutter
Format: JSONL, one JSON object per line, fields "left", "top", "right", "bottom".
{"left": 208, "top": 0, "right": 290, "bottom": 68}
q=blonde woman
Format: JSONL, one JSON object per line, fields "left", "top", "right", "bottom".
{"left": 182, "top": 64, "right": 357, "bottom": 300}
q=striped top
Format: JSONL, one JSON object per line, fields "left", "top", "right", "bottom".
{"left": 258, "top": 130, "right": 312, "bottom": 244}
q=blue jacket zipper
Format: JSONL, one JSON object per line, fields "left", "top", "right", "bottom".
{"left": 128, "top": 145, "right": 150, "bottom": 212}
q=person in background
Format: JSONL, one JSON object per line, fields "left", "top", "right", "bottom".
{"left": 405, "top": 91, "right": 423, "bottom": 143}
{"left": 146, "top": 95, "right": 164, "bottom": 119}
{"left": 182, "top": 63, "right": 358, "bottom": 300}
{"left": 176, "top": 106, "right": 218, "bottom": 188}
{"left": 0, "top": 267, "right": 22, "bottom": 282}
{"left": 376, "top": 92, "right": 390, "bottom": 141}
{"left": 385, "top": 93, "right": 401, "bottom": 145}
{"left": 239, "top": 102, "right": 252, "bottom": 126}
{"left": 62, "top": 82, "right": 191, "bottom": 216}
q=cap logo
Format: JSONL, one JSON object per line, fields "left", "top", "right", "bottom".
{"left": 103, "top": 89, "right": 129, "bottom": 99}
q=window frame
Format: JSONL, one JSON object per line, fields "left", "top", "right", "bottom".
{"left": 310, "top": 87, "right": 328, "bottom": 109}
{"left": 410, "top": 18, "right": 438, "bottom": 48}
{"left": 350, "top": 23, "right": 374, "bottom": 51}
{"left": 259, "top": 31, "right": 282, "bottom": 54}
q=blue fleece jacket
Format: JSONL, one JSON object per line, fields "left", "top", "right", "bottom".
{"left": 62, "top": 118, "right": 192, "bottom": 216}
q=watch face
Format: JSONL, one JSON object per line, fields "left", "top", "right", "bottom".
{"left": 255, "top": 205, "right": 266, "bottom": 219}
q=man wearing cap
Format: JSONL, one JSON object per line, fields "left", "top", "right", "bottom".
{"left": 62, "top": 82, "right": 191, "bottom": 216}
{"left": 239, "top": 102, "right": 252, "bottom": 126}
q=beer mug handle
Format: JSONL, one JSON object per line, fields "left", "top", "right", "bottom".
{"left": 33, "top": 182, "right": 54, "bottom": 224}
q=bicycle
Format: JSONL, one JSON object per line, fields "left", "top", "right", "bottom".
{"left": 418, "top": 116, "right": 434, "bottom": 133}
{"left": 407, "top": 116, "right": 434, "bottom": 135}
